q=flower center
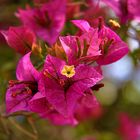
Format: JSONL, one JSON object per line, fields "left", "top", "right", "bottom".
{"left": 61, "top": 65, "right": 75, "bottom": 78}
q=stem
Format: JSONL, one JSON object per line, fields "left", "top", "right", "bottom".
{"left": 0, "top": 115, "right": 10, "bottom": 135}
{"left": 27, "top": 117, "right": 38, "bottom": 137}
{"left": 36, "top": 61, "right": 44, "bottom": 70}
{"left": 2, "top": 112, "right": 34, "bottom": 118}
{"left": 9, "top": 118, "right": 37, "bottom": 140}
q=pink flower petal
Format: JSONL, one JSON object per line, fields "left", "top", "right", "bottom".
{"left": 71, "top": 20, "right": 91, "bottom": 32}
{"left": 29, "top": 92, "right": 48, "bottom": 113}
{"left": 1, "top": 26, "right": 36, "bottom": 55}
{"left": 16, "top": 52, "right": 39, "bottom": 81}
{"left": 6, "top": 84, "right": 32, "bottom": 114}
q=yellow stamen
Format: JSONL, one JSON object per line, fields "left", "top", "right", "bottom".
{"left": 109, "top": 19, "right": 120, "bottom": 28}
{"left": 61, "top": 65, "right": 75, "bottom": 78}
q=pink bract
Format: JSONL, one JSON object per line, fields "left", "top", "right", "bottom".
{"left": 72, "top": 19, "right": 129, "bottom": 65}
{"left": 38, "top": 55, "right": 103, "bottom": 118}
{"left": 1, "top": 26, "right": 36, "bottom": 55}
{"left": 17, "top": 0, "right": 66, "bottom": 45}
{"left": 59, "top": 29, "right": 101, "bottom": 65}
{"left": 102, "top": 0, "right": 140, "bottom": 23}
{"left": 6, "top": 53, "right": 40, "bottom": 114}
{"left": 75, "top": 90, "right": 103, "bottom": 121}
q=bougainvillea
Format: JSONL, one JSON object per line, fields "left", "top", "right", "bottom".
{"left": 1, "top": 0, "right": 130, "bottom": 126}
{"left": 16, "top": 0, "right": 66, "bottom": 45}
{"left": 6, "top": 53, "right": 39, "bottom": 114}
{"left": 3, "top": 0, "right": 140, "bottom": 139}
{"left": 1, "top": 26, "right": 36, "bottom": 55}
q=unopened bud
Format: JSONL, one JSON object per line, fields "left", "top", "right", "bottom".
{"left": 109, "top": 19, "right": 120, "bottom": 29}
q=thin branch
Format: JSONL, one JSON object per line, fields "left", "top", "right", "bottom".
{"left": 0, "top": 115, "right": 10, "bottom": 135}
{"left": 27, "top": 117, "right": 38, "bottom": 138}
{"left": 2, "top": 112, "right": 34, "bottom": 118}
{"left": 9, "top": 118, "right": 38, "bottom": 140}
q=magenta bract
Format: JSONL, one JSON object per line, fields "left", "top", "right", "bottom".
{"left": 59, "top": 29, "right": 101, "bottom": 65}
{"left": 72, "top": 19, "right": 129, "bottom": 65}
{"left": 102, "top": 0, "right": 140, "bottom": 23}
{"left": 29, "top": 91, "right": 78, "bottom": 125}
{"left": 97, "top": 25, "right": 129, "bottom": 65}
{"left": 6, "top": 53, "right": 39, "bottom": 114}
{"left": 17, "top": 0, "right": 66, "bottom": 45}
{"left": 38, "top": 55, "right": 103, "bottom": 118}
{"left": 75, "top": 90, "right": 102, "bottom": 121}
{"left": 1, "top": 26, "right": 36, "bottom": 55}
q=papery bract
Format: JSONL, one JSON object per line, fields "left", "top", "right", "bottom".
{"left": 6, "top": 84, "right": 32, "bottom": 113}
{"left": 17, "top": 0, "right": 66, "bottom": 45}
{"left": 1, "top": 26, "right": 36, "bottom": 55}
{"left": 29, "top": 54, "right": 103, "bottom": 125}
{"left": 6, "top": 53, "right": 39, "bottom": 114}
{"left": 75, "top": 90, "right": 103, "bottom": 121}
{"left": 59, "top": 30, "right": 101, "bottom": 64}
{"left": 71, "top": 20, "right": 91, "bottom": 32}
{"left": 72, "top": 19, "right": 129, "bottom": 65}
{"left": 127, "top": 0, "right": 140, "bottom": 21}
{"left": 39, "top": 55, "right": 103, "bottom": 118}
{"left": 78, "top": 28, "right": 101, "bottom": 60}
{"left": 84, "top": 0, "right": 107, "bottom": 27}
{"left": 29, "top": 84, "right": 78, "bottom": 125}
{"left": 16, "top": 53, "right": 39, "bottom": 81}
{"left": 97, "top": 25, "right": 129, "bottom": 65}
{"left": 59, "top": 36, "right": 79, "bottom": 64}
{"left": 102, "top": 0, "right": 140, "bottom": 23}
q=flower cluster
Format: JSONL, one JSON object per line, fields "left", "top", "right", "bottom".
{"left": 1, "top": 0, "right": 129, "bottom": 125}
